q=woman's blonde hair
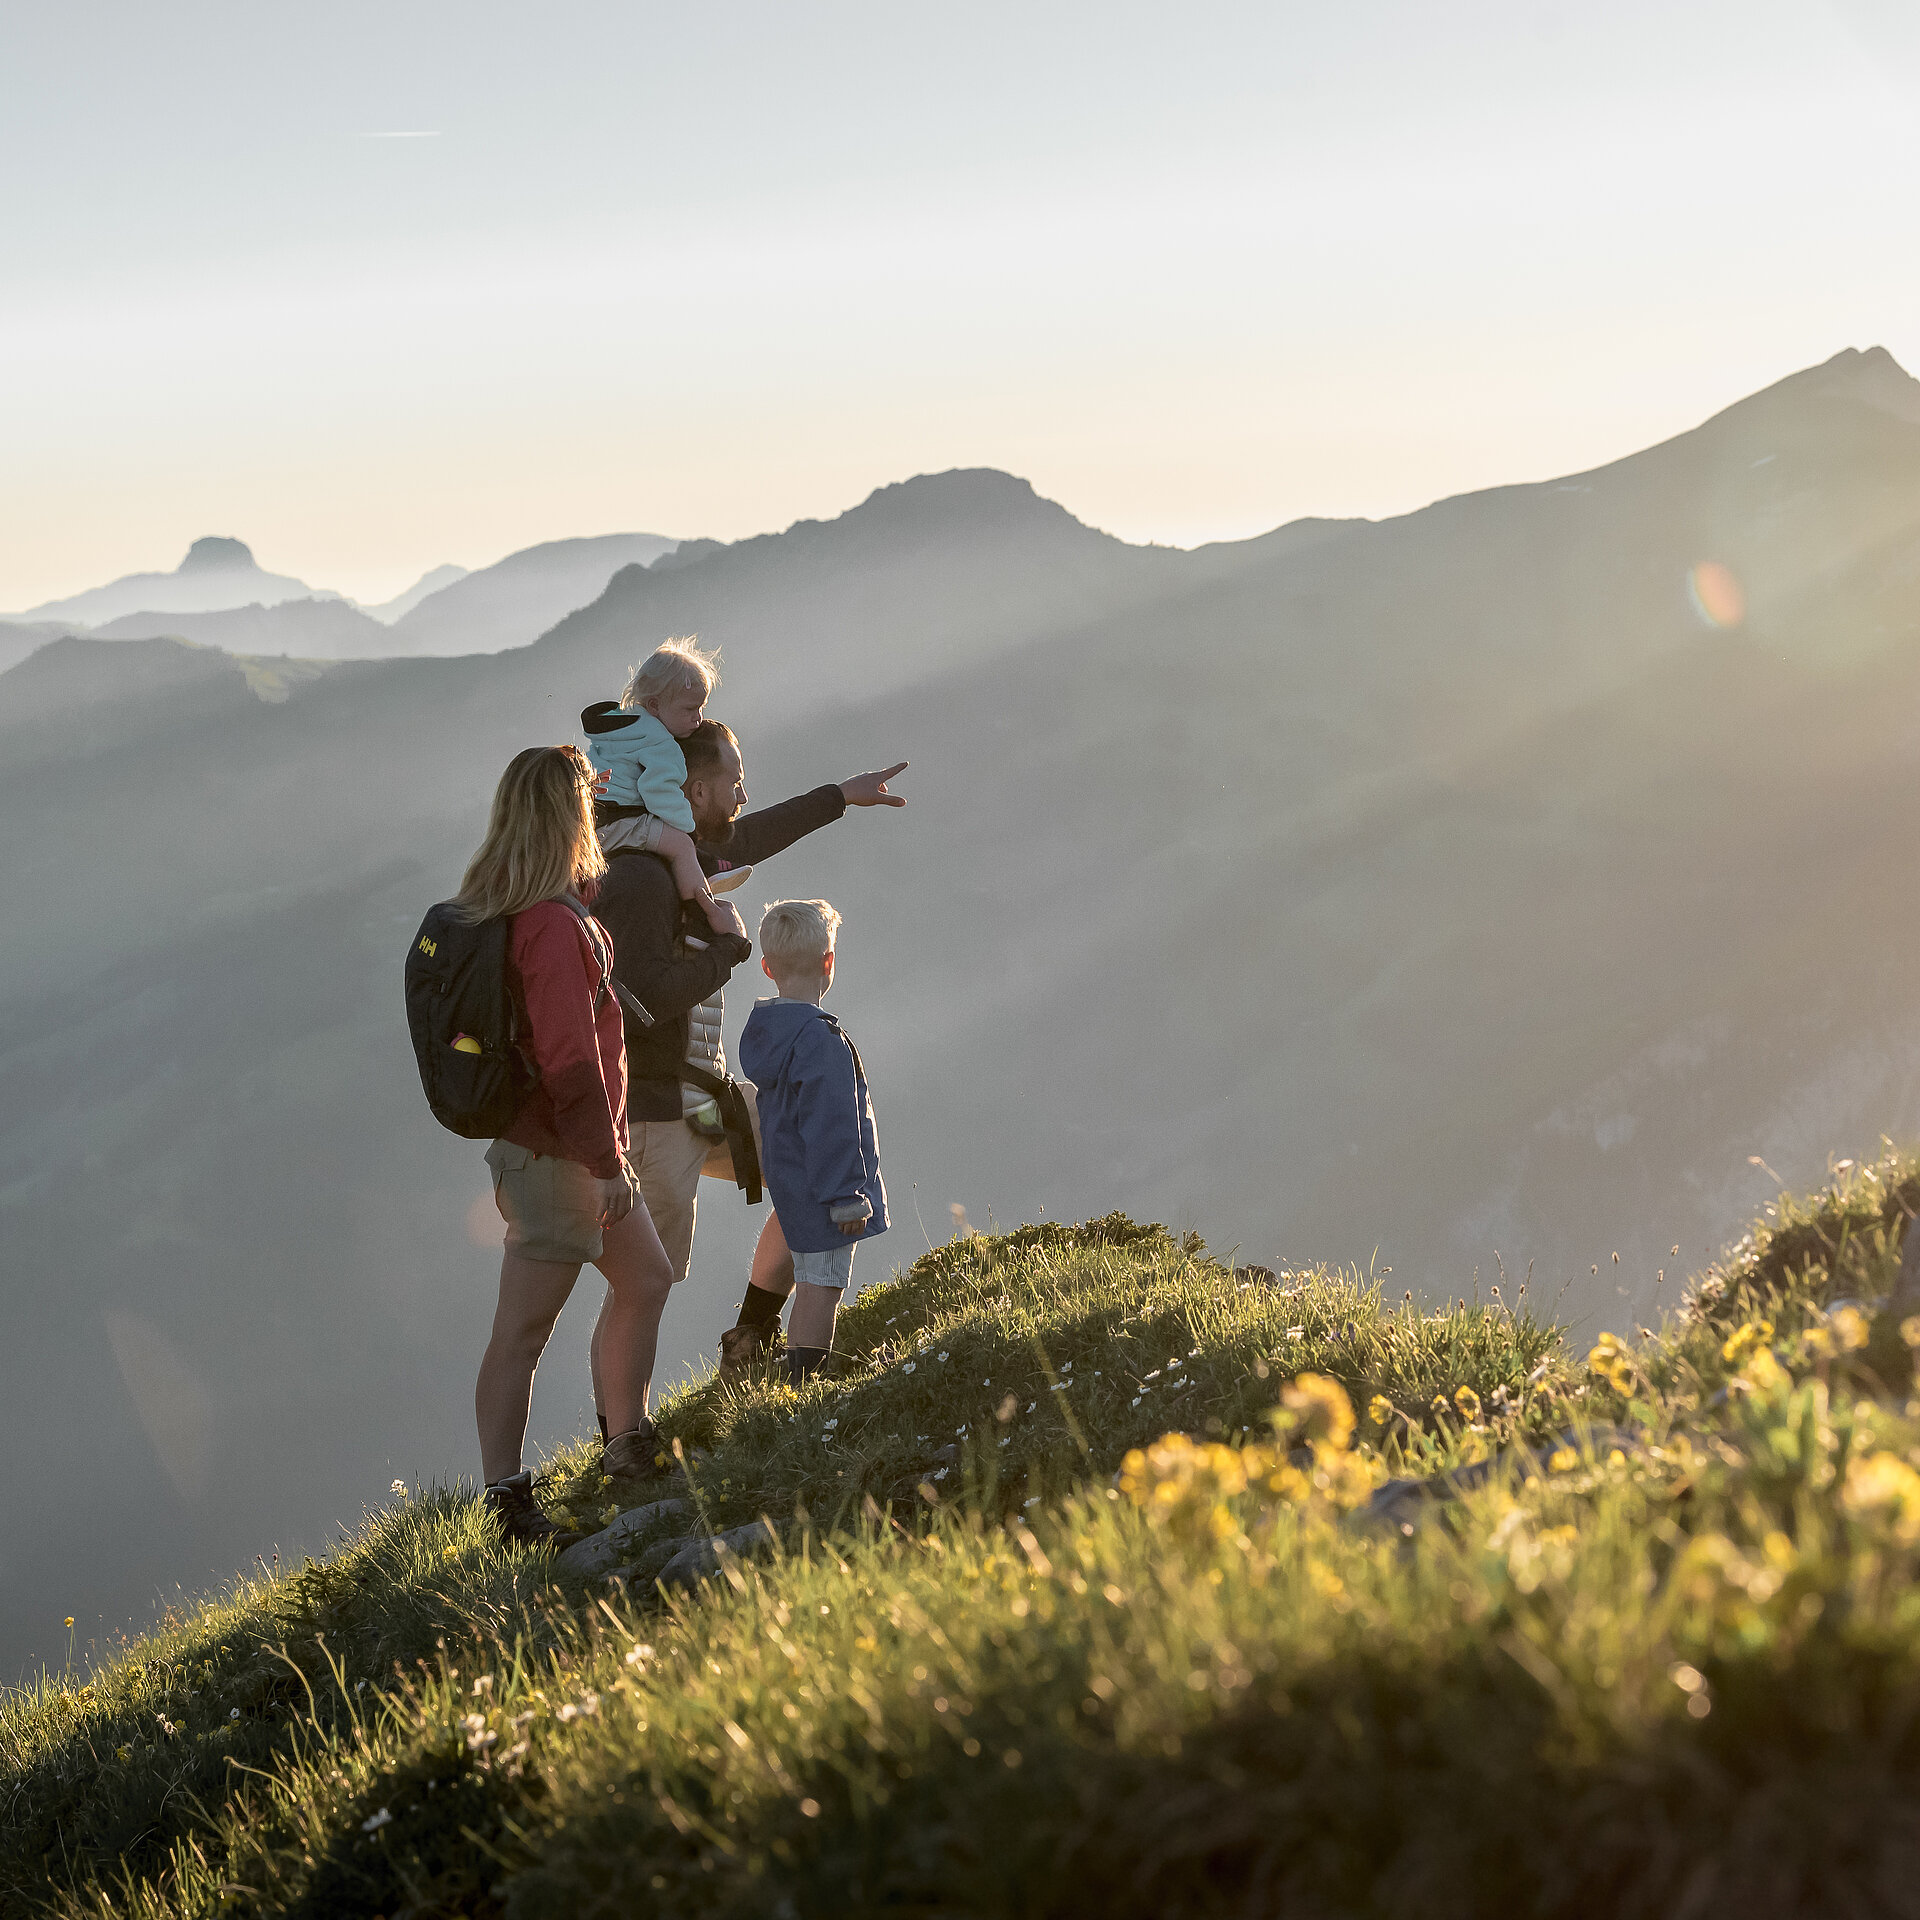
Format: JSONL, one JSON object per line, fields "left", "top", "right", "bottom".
{"left": 455, "top": 745, "right": 607, "bottom": 922}
{"left": 620, "top": 636, "right": 721, "bottom": 711}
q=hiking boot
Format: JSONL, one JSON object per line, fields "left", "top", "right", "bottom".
{"left": 484, "top": 1471, "right": 583, "bottom": 1551}
{"left": 601, "top": 1421, "right": 674, "bottom": 1494}
{"left": 719, "top": 1320, "right": 783, "bottom": 1377}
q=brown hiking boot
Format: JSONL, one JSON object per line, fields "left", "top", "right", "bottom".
{"left": 483, "top": 1471, "right": 583, "bottom": 1551}
{"left": 719, "top": 1321, "right": 783, "bottom": 1377}
{"left": 601, "top": 1421, "right": 674, "bottom": 1494}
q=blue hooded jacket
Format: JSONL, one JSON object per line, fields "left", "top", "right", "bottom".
{"left": 738, "top": 999, "right": 888, "bottom": 1255}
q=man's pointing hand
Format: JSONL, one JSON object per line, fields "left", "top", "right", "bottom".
{"left": 840, "top": 762, "right": 909, "bottom": 808}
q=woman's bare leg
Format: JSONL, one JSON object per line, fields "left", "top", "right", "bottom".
{"left": 591, "top": 1202, "right": 678, "bottom": 1433}
{"left": 476, "top": 1251, "right": 582, "bottom": 1485}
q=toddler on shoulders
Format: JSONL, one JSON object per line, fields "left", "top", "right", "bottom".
{"left": 581, "top": 637, "right": 731, "bottom": 932}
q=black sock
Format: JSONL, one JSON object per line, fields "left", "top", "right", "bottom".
{"left": 735, "top": 1283, "right": 787, "bottom": 1332}
{"left": 786, "top": 1345, "right": 829, "bottom": 1383}
{"left": 596, "top": 1411, "right": 609, "bottom": 1443}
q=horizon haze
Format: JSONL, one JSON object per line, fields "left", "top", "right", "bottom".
{"left": 7, "top": 2, "right": 1920, "bottom": 607}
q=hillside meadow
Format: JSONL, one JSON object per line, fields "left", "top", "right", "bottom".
{"left": 7, "top": 1152, "right": 1920, "bottom": 1918}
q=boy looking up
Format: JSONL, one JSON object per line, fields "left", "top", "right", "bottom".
{"left": 737, "top": 899, "right": 888, "bottom": 1382}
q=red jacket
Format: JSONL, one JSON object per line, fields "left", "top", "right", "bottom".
{"left": 501, "top": 897, "right": 628, "bottom": 1180}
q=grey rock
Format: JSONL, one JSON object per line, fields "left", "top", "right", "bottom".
{"left": 1351, "top": 1424, "right": 1644, "bottom": 1537}
{"left": 656, "top": 1519, "right": 782, "bottom": 1591}
{"left": 555, "top": 1498, "right": 691, "bottom": 1579}
{"left": 626, "top": 1532, "right": 701, "bottom": 1587}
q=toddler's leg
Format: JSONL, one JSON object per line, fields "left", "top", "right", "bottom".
{"left": 661, "top": 831, "right": 729, "bottom": 930}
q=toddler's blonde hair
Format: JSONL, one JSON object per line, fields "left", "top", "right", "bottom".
{"left": 620, "top": 636, "right": 721, "bottom": 711}
{"left": 759, "top": 898, "right": 842, "bottom": 972}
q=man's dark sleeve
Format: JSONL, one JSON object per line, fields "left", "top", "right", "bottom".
{"left": 594, "top": 855, "right": 748, "bottom": 1022}
{"left": 711, "top": 783, "right": 847, "bottom": 869}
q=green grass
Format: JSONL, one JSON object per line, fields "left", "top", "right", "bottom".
{"left": 7, "top": 1179, "right": 1920, "bottom": 1917}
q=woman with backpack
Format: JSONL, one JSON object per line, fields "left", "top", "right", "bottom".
{"left": 455, "top": 744, "right": 679, "bottom": 1545}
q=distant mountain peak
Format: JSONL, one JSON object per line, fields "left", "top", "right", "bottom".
{"left": 179, "top": 537, "right": 257, "bottom": 573}
{"left": 834, "top": 468, "right": 1084, "bottom": 540}
{"left": 1728, "top": 345, "right": 1920, "bottom": 430}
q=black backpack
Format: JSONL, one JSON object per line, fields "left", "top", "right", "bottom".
{"left": 404, "top": 896, "right": 654, "bottom": 1140}
{"left": 404, "top": 902, "right": 531, "bottom": 1138}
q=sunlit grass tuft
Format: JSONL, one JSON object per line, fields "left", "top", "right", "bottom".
{"left": 8, "top": 1185, "right": 1920, "bottom": 1916}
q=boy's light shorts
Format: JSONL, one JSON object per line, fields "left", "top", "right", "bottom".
{"left": 792, "top": 1244, "right": 857, "bottom": 1292}
{"left": 485, "top": 1139, "right": 612, "bottom": 1265}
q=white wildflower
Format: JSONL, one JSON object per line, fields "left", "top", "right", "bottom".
{"left": 391, "top": 1479, "right": 407, "bottom": 1496}
{"left": 362, "top": 1808, "right": 392, "bottom": 1833}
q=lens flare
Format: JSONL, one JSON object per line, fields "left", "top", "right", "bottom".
{"left": 467, "top": 1188, "right": 504, "bottom": 1249}
{"left": 1688, "top": 561, "right": 1745, "bottom": 629}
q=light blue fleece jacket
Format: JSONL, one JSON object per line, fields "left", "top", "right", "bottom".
{"left": 582, "top": 704, "right": 695, "bottom": 831}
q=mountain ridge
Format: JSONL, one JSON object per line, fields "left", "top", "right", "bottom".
{"left": 5, "top": 345, "right": 1920, "bottom": 1690}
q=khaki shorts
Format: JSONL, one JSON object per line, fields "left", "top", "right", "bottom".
{"left": 627, "top": 1118, "right": 714, "bottom": 1282}
{"left": 486, "top": 1140, "right": 613, "bottom": 1266}
{"left": 627, "top": 1080, "right": 767, "bottom": 1284}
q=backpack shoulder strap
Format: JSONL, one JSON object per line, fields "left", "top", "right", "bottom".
{"left": 558, "top": 894, "right": 613, "bottom": 1009}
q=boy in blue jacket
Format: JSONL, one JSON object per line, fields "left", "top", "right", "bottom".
{"left": 737, "top": 898, "right": 888, "bottom": 1382}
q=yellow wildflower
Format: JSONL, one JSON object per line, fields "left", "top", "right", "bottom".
{"left": 1831, "top": 1305, "right": 1871, "bottom": 1353}
{"left": 1587, "top": 1330, "right": 1635, "bottom": 1393}
{"left": 1899, "top": 1316, "right": 1920, "bottom": 1350}
{"left": 1453, "top": 1386, "right": 1482, "bottom": 1423}
{"left": 1548, "top": 1447, "right": 1578, "bottom": 1473}
{"left": 1841, "top": 1451, "right": 1920, "bottom": 1546}
{"left": 1367, "top": 1393, "right": 1395, "bottom": 1428}
{"left": 1720, "top": 1320, "right": 1775, "bottom": 1366}
{"left": 1278, "top": 1374, "right": 1355, "bottom": 1451}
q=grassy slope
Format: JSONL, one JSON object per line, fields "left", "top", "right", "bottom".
{"left": 5, "top": 1178, "right": 1920, "bottom": 1918}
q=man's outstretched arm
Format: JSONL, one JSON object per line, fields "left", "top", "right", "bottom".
{"left": 716, "top": 763, "right": 909, "bottom": 868}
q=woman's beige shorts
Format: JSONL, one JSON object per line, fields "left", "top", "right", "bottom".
{"left": 485, "top": 1139, "right": 609, "bottom": 1266}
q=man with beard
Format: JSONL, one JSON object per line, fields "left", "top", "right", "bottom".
{"left": 585, "top": 719, "right": 908, "bottom": 1450}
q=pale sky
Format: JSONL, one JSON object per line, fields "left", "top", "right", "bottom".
{"left": 4, "top": 0, "right": 1919, "bottom": 608}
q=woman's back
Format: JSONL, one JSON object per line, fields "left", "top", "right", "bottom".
{"left": 502, "top": 897, "right": 628, "bottom": 1180}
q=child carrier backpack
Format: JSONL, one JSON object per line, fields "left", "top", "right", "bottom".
{"left": 404, "top": 902, "right": 531, "bottom": 1138}
{"left": 404, "top": 895, "right": 654, "bottom": 1140}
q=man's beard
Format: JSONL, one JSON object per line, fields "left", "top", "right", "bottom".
{"left": 695, "top": 810, "right": 738, "bottom": 848}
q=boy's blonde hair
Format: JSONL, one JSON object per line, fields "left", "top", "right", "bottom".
{"left": 759, "top": 898, "right": 842, "bottom": 972}
{"left": 620, "top": 636, "right": 721, "bottom": 711}
{"left": 455, "top": 744, "right": 606, "bottom": 922}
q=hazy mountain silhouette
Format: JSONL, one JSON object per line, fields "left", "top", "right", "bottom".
{"left": 15, "top": 537, "right": 320, "bottom": 626}
{"left": 357, "top": 563, "right": 469, "bottom": 624}
{"left": 5, "top": 347, "right": 1920, "bottom": 1684}
{"left": 0, "top": 620, "right": 78, "bottom": 677}
{"left": 390, "top": 532, "right": 680, "bottom": 655}
{"left": 95, "top": 598, "right": 395, "bottom": 658}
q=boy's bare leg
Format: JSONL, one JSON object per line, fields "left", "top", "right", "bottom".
{"left": 719, "top": 1211, "right": 795, "bottom": 1372}
{"left": 749, "top": 1209, "right": 795, "bottom": 1297}
{"left": 786, "top": 1280, "right": 840, "bottom": 1351}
